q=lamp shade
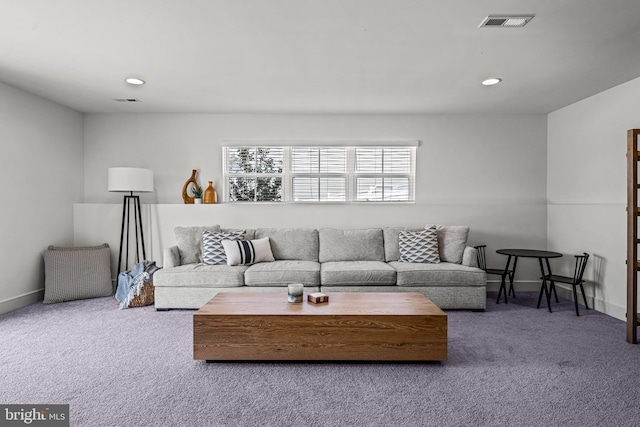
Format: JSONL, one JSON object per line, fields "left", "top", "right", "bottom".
{"left": 108, "top": 167, "right": 154, "bottom": 192}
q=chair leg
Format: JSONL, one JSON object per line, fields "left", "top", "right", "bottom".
{"left": 508, "top": 272, "right": 515, "bottom": 298}
{"left": 580, "top": 283, "right": 589, "bottom": 310}
{"left": 497, "top": 271, "right": 508, "bottom": 304}
{"left": 572, "top": 284, "right": 580, "bottom": 316}
{"left": 537, "top": 280, "right": 546, "bottom": 309}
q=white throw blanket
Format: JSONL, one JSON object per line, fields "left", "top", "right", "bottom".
{"left": 115, "top": 260, "right": 160, "bottom": 309}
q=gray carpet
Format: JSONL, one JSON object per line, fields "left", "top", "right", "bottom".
{"left": 1, "top": 292, "right": 639, "bottom": 427}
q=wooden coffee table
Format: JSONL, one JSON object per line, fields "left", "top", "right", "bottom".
{"left": 193, "top": 292, "right": 447, "bottom": 362}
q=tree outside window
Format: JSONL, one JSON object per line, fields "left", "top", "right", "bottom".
{"left": 227, "top": 147, "right": 283, "bottom": 202}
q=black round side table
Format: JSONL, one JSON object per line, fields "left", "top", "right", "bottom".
{"left": 496, "top": 249, "right": 563, "bottom": 312}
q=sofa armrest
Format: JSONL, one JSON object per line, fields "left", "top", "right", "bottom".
{"left": 462, "top": 246, "right": 478, "bottom": 268}
{"left": 163, "top": 246, "right": 181, "bottom": 268}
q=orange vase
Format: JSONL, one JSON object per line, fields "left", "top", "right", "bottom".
{"left": 181, "top": 170, "right": 198, "bottom": 204}
{"left": 203, "top": 181, "right": 216, "bottom": 204}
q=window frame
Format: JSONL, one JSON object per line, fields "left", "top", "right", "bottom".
{"left": 224, "top": 146, "right": 285, "bottom": 202}
{"left": 222, "top": 142, "right": 417, "bottom": 204}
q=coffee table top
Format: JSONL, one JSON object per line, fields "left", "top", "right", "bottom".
{"left": 195, "top": 292, "right": 446, "bottom": 317}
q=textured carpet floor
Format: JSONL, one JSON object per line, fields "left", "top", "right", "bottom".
{"left": 1, "top": 292, "right": 639, "bottom": 427}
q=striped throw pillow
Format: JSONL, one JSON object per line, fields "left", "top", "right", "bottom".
{"left": 221, "top": 237, "right": 275, "bottom": 266}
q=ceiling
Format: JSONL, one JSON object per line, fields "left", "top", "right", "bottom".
{"left": 2, "top": 0, "right": 640, "bottom": 114}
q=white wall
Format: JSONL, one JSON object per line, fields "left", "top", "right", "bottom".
{"left": 78, "top": 113, "right": 549, "bottom": 286}
{"left": 548, "top": 76, "right": 640, "bottom": 320}
{"left": 0, "top": 82, "right": 83, "bottom": 314}
{"left": 82, "top": 114, "right": 548, "bottom": 205}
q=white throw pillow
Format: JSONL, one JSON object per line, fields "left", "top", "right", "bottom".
{"left": 221, "top": 237, "right": 275, "bottom": 266}
{"left": 399, "top": 226, "right": 440, "bottom": 263}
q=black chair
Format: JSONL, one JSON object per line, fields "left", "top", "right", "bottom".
{"left": 544, "top": 253, "right": 590, "bottom": 316}
{"left": 475, "top": 245, "right": 515, "bottom": 297}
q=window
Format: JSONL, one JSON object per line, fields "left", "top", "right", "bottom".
{"left": 223, "top": 143, "right": 416, "bottom": 203}
{"left": 225, "top": 147, "right": 283, "bottom": 202}
{"left": 354, "top": 147, "right": 412, "bottom": 202}
{"left": 291, "top": 147, "right": 347, "bottom": 202}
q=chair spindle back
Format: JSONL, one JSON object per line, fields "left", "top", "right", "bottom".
{"left": 475, "top": 245, "right": 487, "bottom": 270}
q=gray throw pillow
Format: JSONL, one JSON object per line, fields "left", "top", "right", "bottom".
{"left": 399, "top": 227, "right": 440, "bottom": 263}
{"left": 426, "top": 224, "right": 470, "bottom": 264}
{"left": 319, "top": 228, "right": 385, "bottom": 262}
{"left": 383, "top": 227, "right": 424, "bottom": 262}
{"left": 43, "top": 244, "right": 113, "bottom": 304}
{"left": 255, "top": 228, "right": 319, "bottom": 261}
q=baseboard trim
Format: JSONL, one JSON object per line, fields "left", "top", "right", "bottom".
{"left": 590, "top": 295, "right": 626, "bottom": 321}
{"left": 0, "top": 289, "right": 44, "bottom": 315}
{"left": 486, "top": 280, "right": 541, "bottom": 293}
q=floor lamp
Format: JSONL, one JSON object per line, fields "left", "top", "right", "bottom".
{"left": 108, "top": 167, "right": 154, "bottom": 273}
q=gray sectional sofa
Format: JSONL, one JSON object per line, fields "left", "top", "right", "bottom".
{"left": 153, "top": 226, "right": 487, "bottom": 310}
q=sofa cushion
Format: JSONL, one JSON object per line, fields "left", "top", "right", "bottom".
{"left": 255, "top": 228, "right": 319, "bottom": 261}
{"left": 244, "top": 260, "right": 320, "bottom": 286}
{"left": 222, "top": 237, "right": 275, "bottom": 266}
{"left": 153, "top": 264, "right": 248, "bottom": 288}
{"left": 383, "top": 227, "right": 423, "bottom": 262}
{"left": 426, "top": 225, "right": 470, "bottom": 264}
{"left": 399, "top": 226, "right": 440, "bottom": 263}
{"left": 389, "top": 261, "right": 485, "bottom": 287}
{"left": 221, "top": 228, "right": 255, "bottom": 240}
{"left": 202, "top": 230, "right": 244, "bottom": 265}
{"left": 319, "top": 228, "right": 385, "bottom": 262}
{"left": 321, "top": 261, "right": 396, "bottom": 286}
{"left": 174, "top": 225, "right": 222, "bottom": 265}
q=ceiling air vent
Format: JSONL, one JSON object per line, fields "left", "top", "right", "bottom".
{"left": 114, "top": 98, "right": 142, "bottom": 102}
{"left": 479, "top": 15, "right": 534, "bottom": 28}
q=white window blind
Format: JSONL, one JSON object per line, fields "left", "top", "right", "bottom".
{"left": 291, "top": 147, "right": 346, "bottom": 173}
{"left": 355, "top": 147, "right": 412, "bottom": 174}
{"left": 223, "top": 144, "right": 416, "bottom": 203}
{"left": 355, "top": 147, "right": 414, "bottom": 202}
{"left": 291, "top": 147, "right": 347, "bottom": 201}
{"left": 292, "top": 177, "right": 346, "bottom": 201}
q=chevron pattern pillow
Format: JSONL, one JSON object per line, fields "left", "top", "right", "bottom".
{"left": 399, "top": 226, "right": 440, "bottom": 263}
{"left": 202, "top": 230, "right": 245, "bottom": 265}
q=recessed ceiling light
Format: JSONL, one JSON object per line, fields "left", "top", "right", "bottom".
{"left": 481, "top": 78, "right": 502, "bottom": 86}
{"left": 125, "top": 78, "right": 145, "bottom": 85}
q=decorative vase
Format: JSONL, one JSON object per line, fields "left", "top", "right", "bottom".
{"left": 181, "top": 170, "right": 198, "bottom": 204}
{"left": 204, "top": 181, "right": 216, "bottom": 204}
